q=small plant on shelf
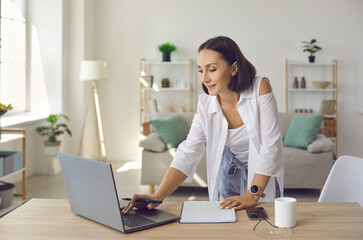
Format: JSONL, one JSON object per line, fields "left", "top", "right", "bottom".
{"left": 158, "top": 43, "right": 177, "bottom": 62}
{"left": 302, "top": 39, "right": 322, "bottom": 63}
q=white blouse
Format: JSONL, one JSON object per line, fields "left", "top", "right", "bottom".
{"left": 170, "top": 76, "right": 284, "bottom": 202}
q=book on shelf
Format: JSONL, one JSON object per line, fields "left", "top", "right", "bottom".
{"left": 146, "top": 98, "right": 152, "bottom": 114}
{"left": 319, "top": 100, "right": 335, "bottom": 115}
{"left": 149, "top": 98, "right": 159, "bottom": 113}
{"left": 143, "top": 98, "right": 159, "bottom": 114}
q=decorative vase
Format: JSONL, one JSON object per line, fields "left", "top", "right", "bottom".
{"left": 179, "top": 102, "right": 186, "bottom": 113}
{"left": 300, "top": 77, "right": 306, "bottom": 89}
{"left": 161, "top": 78, "right": 170, "bottom": 88}
{"left": 308, "top": 56, "right": 315, "bottom": 63}
{"left": 293, "top": 77, "right": 299, "bottom": 88}
{"left": 162, "top": 52, "right": 171, "bottom": 62}
{"left": 167, "top": 102, "right": 174, "bottom": 112}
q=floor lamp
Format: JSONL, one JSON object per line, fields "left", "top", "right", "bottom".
{"left": 78, "top": 60, "right": 108, "bottom": 162}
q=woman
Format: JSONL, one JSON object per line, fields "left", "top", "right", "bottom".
{"left": 123, "top": 36, "right": 283, "bottom": 214}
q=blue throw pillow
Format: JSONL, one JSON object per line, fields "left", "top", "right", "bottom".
{"left": 283, "top": 114, "right": 324, "bottom": 149}
{"left": 149, "top": 114, "right": 189, "bottom": 149}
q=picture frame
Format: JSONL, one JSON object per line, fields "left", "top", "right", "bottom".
{"left": 140, "top": 75, "right": 153, "bottom": 88}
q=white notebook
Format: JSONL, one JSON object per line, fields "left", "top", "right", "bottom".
{"left": 180, "top": 201, "right": 236, "bottom": 223}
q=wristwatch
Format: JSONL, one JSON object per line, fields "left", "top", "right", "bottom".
{"left": 248, "top": 184, "right": 266, "bottom": 199}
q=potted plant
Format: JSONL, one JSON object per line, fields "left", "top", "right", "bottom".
{"left": 158, "top": 43, "right": 177, "bottom": 62}
{"left": 302, "top": 39, "right": 322, "bottom": 63}
{"left": 36, "top": 114, "right": 72, "bottom": 156}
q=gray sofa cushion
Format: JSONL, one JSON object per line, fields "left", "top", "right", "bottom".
{"left": 307, "top": 134, "right": 334, "bottom": 153}
{"left": 139, "top": 133, "right": 166, "bottom": 152}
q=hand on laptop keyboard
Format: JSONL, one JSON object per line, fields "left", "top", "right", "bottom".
{"left": 121, "top": 194, "right": 162, "bottom": 214}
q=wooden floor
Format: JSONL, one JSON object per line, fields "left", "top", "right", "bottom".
{"left": 15, "top": 160, "right": 320, "bottom": 202}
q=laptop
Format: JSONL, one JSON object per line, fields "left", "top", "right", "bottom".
{"left": 59, "top": 152, "right": 179, "bottom": 233}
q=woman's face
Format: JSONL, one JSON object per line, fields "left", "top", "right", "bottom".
{"left": 197, "top": 49, "right": 236, "bottom": 96}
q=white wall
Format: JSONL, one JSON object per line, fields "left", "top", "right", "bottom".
{"left": 63, "top": 0, "right": 363, "bottom": 160}
{"left": 61, "top": 0, "right": 86, "bottom": 159}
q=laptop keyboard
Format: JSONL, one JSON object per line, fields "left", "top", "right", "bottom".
{"left": 121, "top": 213, "right": 156, "bottom": 228}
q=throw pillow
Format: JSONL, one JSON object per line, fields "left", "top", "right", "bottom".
{"left": 149, "top": 114, "right": 189, "bottom": 149}
{"left": 139, "top": 133, "right": 166, "bottom": 152}
{"left": 307, "top": 134, "right": 334, "bottom": 153}
{"left": 283, "top": 114, "right": 324, "bottom": 149}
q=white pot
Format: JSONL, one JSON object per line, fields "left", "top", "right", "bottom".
{"left": 44, "top": 141, "right": 61, "bottom": 156}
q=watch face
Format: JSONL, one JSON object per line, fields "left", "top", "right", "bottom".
{"left": 250, "top": 185, "right": 259, "bottom": 194}
{"left": 174, "top": 78, "right": 185, "bottom": 88}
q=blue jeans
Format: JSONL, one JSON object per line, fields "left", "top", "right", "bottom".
{"left": 219, "top": 146, "right": 281, "bottom": 200}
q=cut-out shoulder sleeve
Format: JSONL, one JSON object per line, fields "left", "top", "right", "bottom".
{"left": 259, "top": 77, "right": 272, "bottom": 96}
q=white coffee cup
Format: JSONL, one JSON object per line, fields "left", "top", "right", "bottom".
{"left": 274, "top": 197, "right": 296, "bottom": 228}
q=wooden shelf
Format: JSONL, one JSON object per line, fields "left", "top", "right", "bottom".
{"left": 286, "top": 59, "right": 338, "bottom": 156}
{"left": 288, "top": 88, "right": 336, "bottom": 92}
{"left": 140, "top": 58, "right": 195, "bottom": 134}
{"left": 287, "top": 59, "right": 335, "bottom": 66}
{"left": 0, "top": 168, "right": 26, "bottom": 181}
{"left": 145, "top": 61, "right": 189, "bottom": 65}
{"left": 0, "top": 133, "right": 24, "bottom": 144}
{"left": 142, "top": 87, "right": 190, "bottom": 92}
{"left": 0, "top": 128, "right": 27, "bottom": 216}
{"left": 324, "top": 114, "right": 336, "bottom": 118}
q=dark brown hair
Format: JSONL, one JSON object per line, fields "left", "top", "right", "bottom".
{"left": 198, "top": 36, "right": 256, "bottom": 94}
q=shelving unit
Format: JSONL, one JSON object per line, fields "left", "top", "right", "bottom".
{"left": 285, "top": 59, "right": 338, "bottom": 156}
{"left": 139, "top": 58, "right": 194, "bottom": 135}
{"left": 0, "top": 128, "right": 26, "bottom": 217}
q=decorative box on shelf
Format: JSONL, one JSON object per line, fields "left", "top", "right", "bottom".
{"left": 323, "top": 118, "right": 336, "bottom": 137}
{"left": 0, "top": 151, "right": 24, "bottom": 178}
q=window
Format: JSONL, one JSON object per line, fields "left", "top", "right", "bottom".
{"left": 0, "top": 0, "right": 27, "bottom": 114}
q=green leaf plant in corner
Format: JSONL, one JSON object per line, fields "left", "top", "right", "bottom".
{"left": 302, "top": 38, "right": 322, "bottom": 63}
{"left": 36, "top": 114, "right": 72, "bottom": 144}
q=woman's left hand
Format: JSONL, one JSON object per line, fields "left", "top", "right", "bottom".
{"left": 218, "top": 193, "right": 258, "bottom": 211}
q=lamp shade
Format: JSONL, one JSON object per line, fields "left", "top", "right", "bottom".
{"left": 79, "top": 60, "right": 108, "bottom": 81}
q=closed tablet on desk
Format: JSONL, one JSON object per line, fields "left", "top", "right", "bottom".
{"left": 180, "top": 201, "right": 236, "bottom": 223}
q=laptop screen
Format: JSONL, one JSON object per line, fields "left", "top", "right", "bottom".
{"left": 59, "top": 152, "right": 124, "bottom": 232}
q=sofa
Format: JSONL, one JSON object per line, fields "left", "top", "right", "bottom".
{"left": 279, "top": 112, "right": 334, "bottom": 189}
{"left": 140, "top": 112, "right": 334, "bottom": 193}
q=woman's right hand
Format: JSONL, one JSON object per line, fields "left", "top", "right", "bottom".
{"left": 121, "top": 193, "right": 162, "bottom": 214}
{"left": 121, "top": 167, "right": 186, "bottom": 214}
